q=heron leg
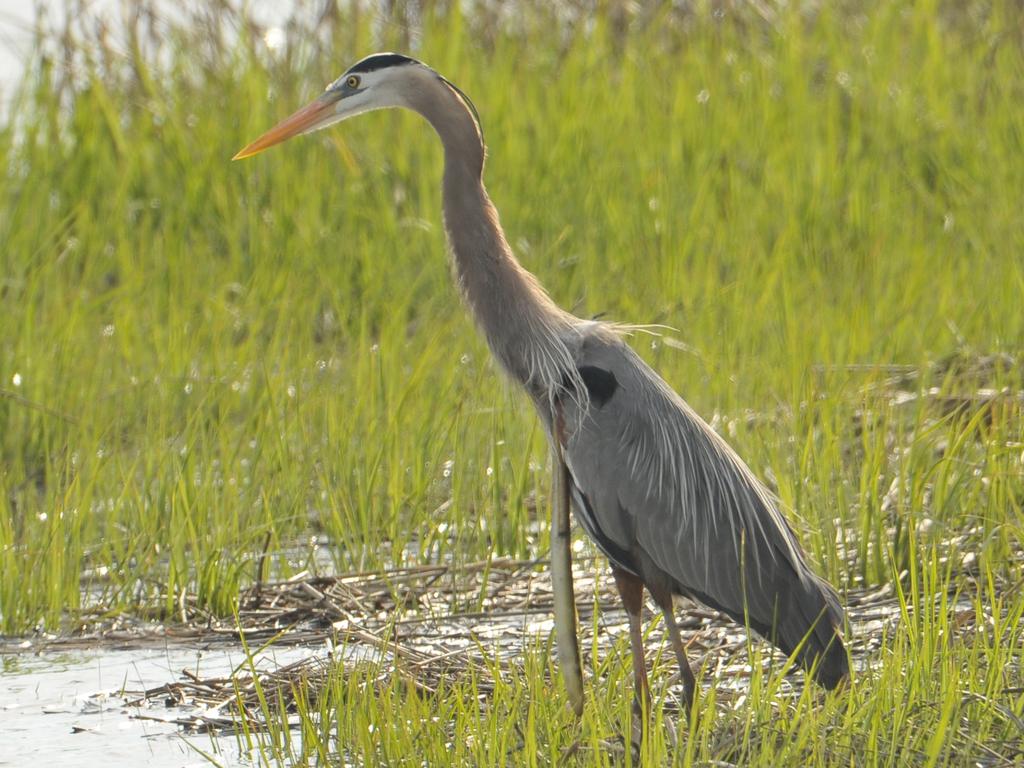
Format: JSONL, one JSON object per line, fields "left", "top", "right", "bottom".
{"left": 649, "top": 585, "right": 697, "bottom": 716}
{"left": 612, "top": 568, "right": 650, "bottom": 718}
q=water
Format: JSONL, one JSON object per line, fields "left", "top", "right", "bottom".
{"left": 0, "top": 643, "right": 317, "bottom": 767}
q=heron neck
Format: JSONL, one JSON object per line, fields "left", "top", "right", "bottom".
{"left": 412, "top": 81, "right": 576, "bottom": 397}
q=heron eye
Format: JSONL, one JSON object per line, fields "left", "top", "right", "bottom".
{"left": 346, "top": 75, "right": 360, "bottom": 89}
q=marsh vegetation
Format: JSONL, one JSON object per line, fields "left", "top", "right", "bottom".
{"left": 1, "top": 0, "right": 1022, "bottom": 764}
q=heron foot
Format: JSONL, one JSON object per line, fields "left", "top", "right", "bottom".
{"left": 629, "top": 716, "right": 645, "bottom": 761}
{"left": 624, "top": 707, "right": 679, "bottom": 759}
{"left": 664, "top": 714, "right": 678, "bottom": 747}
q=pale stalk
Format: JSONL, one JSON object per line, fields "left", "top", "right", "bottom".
{"left": 550, "top": 445, "right": 584, "bottom": 716}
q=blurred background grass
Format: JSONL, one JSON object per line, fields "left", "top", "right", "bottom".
{"left": 0, "top": 0, "right": 1021, "bottom": 646}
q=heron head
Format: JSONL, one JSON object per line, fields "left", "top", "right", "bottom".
{"left": 233, "top": 53, "right": 426, "bottom": 160}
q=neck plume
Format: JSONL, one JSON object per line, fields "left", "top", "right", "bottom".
{"left": 408, "top": 74, "right": 581, "bottom": 406}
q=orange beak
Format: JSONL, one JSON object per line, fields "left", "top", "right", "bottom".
{"left": 233, "top": 93, "right": 341, "bottom": 160}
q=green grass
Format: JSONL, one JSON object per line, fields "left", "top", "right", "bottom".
{"left": 1, "top": 0, "right": 1023, "bottom": 764}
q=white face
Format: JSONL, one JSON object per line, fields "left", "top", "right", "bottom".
{"left": 314, "top": 64, "right": 426, "bottom": 133}
{"left": 313, "top": 68, "right": 405, "bottom": 132}
{"left": 233, "top": 58, "right": 431, "bottom": 160}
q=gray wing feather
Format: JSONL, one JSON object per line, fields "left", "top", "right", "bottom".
{"left": 559, "top": 327, "right": 848, "bottom": 686}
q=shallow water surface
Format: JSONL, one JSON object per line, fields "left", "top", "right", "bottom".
{"left": 0, "top": 643, "right": 315, "bottom": 767}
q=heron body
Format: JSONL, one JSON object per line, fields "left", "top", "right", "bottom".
{"left": 236, "top": 53, "right": 849, "bottom": 714}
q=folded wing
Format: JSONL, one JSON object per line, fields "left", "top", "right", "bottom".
{"left": 558, "top": 328, "right": 848, "bottom": 688}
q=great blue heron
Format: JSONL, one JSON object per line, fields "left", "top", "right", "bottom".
{"left": 235, "top": 52, "right": 849, "bottom": 717}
